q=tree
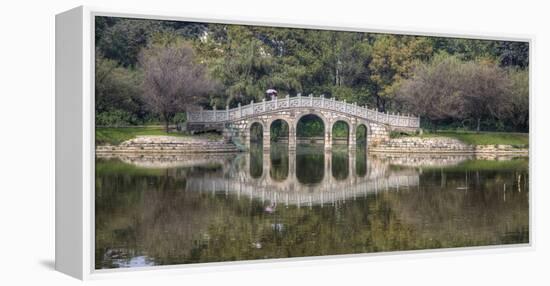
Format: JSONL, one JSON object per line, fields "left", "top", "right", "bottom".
{"left": 207, "top": 26, "right": 277, "bottom": 106}
{"left": 503, "top": 69, "right": 529, "bottom": 132}
{"left": 140, "top": 40, "right": 216, "bottom": 132}
{"left": 497, "top": 41, "right": 529, "bottom": 68}
{"left": 95, "top": 52, "right": 145, "bottom": 125}
{"left": 396, "top": 54, "right": 466, "bottom": 123}
{"left": 397, "top": 54, "right": 517, "bottom": 132}
{"left": 460, "top": 61, "right": 511, "bottom": 132}
{"left": 98, "top": 18, "right": 166, "bottom": 67}
{"left": 369, "top": 35, "right": 433, "bottom": 112}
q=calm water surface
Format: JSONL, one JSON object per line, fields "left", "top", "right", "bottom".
{"left": 95, "top": 143, "right": 529, "bottom": 269}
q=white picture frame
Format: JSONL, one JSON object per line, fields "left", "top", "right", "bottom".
{"left": 55, "top": 5, "right": 533, "bottom": 280}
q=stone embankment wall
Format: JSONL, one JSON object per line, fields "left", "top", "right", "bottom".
{"left": 370, "top": 137, "right": 528, "bottom": 155}
{"left": 96, "top": 136, "right": 241, "bottom": 154}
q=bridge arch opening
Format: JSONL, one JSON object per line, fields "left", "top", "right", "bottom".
{"left": 356, "top": 124, "right": 368, "bottom": 146}
{"left": 332, "top": 120, "right": 350, "bottom": 145}
{"left": 296, "top": 114, "right": 325, "bottom": 144}
{"left": 249, "top": 122, "right": 263, "bottom": 144}
{"left": 270, "top": 119, "right": 289, "bottom": 143}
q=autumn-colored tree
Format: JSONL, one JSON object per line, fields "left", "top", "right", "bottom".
{"left": 369, "top": 35, "right": 433, "bottom": 112}
{"left": 398, "top": 54, "right": 518, "bottom": 132}
{"left": 396, "top": 54, "right": 466, "bottom": 122}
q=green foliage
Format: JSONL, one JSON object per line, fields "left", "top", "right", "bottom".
{"left": 95, "top": 16, "right": 529, "bottom": 133}
{"left": 95, "top": 53, "right": 145, "bottom": 119}
{"left": 96, "top": 109, "right": 139, "bottom": 127}
{"left": 506, "top": 69, "right": 529, "bottom": 131}
{"left": 172, "top": 112, "right": 187, "bottom": 124}
{"left": 297, "top": 115, "right": 324, "bottom": 137}
{"left": 270, "top": 119, "right": 289, "bottom": 141}
{"left": 497, "top": 41, "right": 529, "bottom": 68}
{"left": 332, "top": 121, "right": 349, "bottom": 138}
{"left": 97, "top": 18, "right": 166, "bottom": 67}
{"left": 369, "top": 35, "right": 433, "bottom": 111}
{"left": 356, "top": 125, "right": 368, "bottom": 144}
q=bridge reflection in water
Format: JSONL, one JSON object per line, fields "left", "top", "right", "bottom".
{"left": 95, "top": 146, "right": 529, "bottom": 269}
{"left": 185, "top": 143, "right": 419, "bottom": 207}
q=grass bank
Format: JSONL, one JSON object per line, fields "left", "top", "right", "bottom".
{"left": 426, "top": 157, "right": 529, "bottom": 172}
{"left": 393, "top": 130, "right": 529, "bottom": 148}
{"left": 96, "top": 126, "right": 221, "bottom": 145}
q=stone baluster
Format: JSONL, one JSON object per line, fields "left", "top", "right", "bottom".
{"left": 262, "top": 98, "right": 266, "bottom": 112}
{"left": 238, "top": 103, "right": 242, "bottom": 118}
{"left": 397, "top": 112, "right": 400, "bottom": 126}
{"left": 321, "top": 94, "right": 325, "bottom": 108}
{"left": 251, "top": 100, "right": 255, "bottom": 115}
{"left": 309, "top": 94, "right": 313, "bottom": 106}
{"left": 226, "top": 105, "right": 229, "bottom": 120}
{"left": 199, "top": 107, "right": 203, "bottom": 122}
{"left": 287, "top": 94, "right": 290, "bottom": 107}
{"left": 274, "top": 94, "right": 278, "bottom": 109}
{"left": 213, "top": 106, "right": 217, "bottom": 121}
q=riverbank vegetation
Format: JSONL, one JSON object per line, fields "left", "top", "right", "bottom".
{"left": 95, "top": 17, "right": 529, "bottom": 134}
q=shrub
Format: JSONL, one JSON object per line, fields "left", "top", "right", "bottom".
{"left": 96, "top": 109, "right": 138, "bottom": 126}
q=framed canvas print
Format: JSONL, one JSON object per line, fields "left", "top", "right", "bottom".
{"left": 55, "top": 6, "right": 531, "bottom": 280}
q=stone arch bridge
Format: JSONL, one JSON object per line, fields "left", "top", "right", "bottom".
{"left": 187, "top": 94, "right": 420, "bottom": 151}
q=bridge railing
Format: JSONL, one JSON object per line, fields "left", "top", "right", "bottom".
{"left": 187, "top": 94, "right": 420, "bottom": 128}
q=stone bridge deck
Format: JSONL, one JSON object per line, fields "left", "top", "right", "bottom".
{"left": 187, "top": 94, "right": 420, "bottom": 151}
{"left": 187, "top": 94, "right": 419, "bottom": 128}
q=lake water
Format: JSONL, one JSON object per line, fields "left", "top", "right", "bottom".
{"left": 95, "top": 143, "right": 529, "bottom": 269}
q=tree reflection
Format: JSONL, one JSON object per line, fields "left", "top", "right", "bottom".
{"left": 269, "top": 143, "right": 289, "bottom": 181}
{"left": 295, "top": 144, "right": 324, "bottom": 184}
{"left": 331, "top": 146, "right": 349, "bottom": 180}
{"left": 95, "top": 151, "right": 529, "bottom": 269}
{"left": 249, "top": 143, "right": 263, "bottom": 178}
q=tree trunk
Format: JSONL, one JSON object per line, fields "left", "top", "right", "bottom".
{"left": 376, "top": 96, "right": 386, "bottom": 112}
{"left": 163, "top": 113, "right": 170, "bottom": 133}
{"left": 476, "top": 118, "right": 481, "bottom": 133}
